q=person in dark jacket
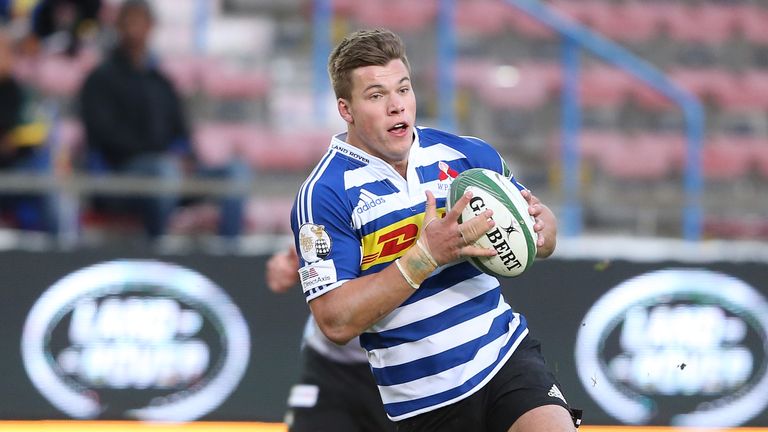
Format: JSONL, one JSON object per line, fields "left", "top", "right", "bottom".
{"left": 79, "top": 0, "right": 250, "bottom": 241}
{"left": 0, "top": 24, "right": 61, "bottom": 234}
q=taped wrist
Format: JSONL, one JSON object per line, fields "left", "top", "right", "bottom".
{"left": 395, "top": 239, "right": 439, "bottom": 289}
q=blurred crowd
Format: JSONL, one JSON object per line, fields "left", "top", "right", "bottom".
{"left": 0, "top": 0, "right": 254, "bottom": 248}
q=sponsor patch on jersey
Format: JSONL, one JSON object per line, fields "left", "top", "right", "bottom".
{"left": 438, "top": 161, "right": 459, "bottom": 181}
{"left": 437, "top": 161, "right": 459, "bottom": 191}
{"left": 287, "top": 384, "right": 319, "bottom": 408}
{"left": 298, "top": 223, "right": 332, "bottom": 263}
{"left": 361, "top": 215, "right": 422, "bottom": 270}
{"left": 299, "top": 260, "right": 337, "bottom": 297}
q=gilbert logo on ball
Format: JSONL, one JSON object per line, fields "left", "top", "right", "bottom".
{"left": 448, "top": 168, "right": 536, "bottom": 278}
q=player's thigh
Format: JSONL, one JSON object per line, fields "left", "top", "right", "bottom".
{"left": 288, "top": 406, "right": 358, "bottom": 432}
{"left": 486, "top": 336, "right": 574, "bottom": 432}
{"left": 508, "top": 405, "right": 575, "bottom": 432}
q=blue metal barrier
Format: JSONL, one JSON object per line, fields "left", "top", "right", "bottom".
{"left": 311, "top": 0, "right": 704, "bottom": 240}
{"left": 505, "top": 0, "right": 705, "bottom": 241}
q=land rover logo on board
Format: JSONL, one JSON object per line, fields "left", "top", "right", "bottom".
{"left": 21, "top": 260, "right": 250, "bottom": 421}
{"left": 575, "top": 269, "right": 768, "bottom": 427}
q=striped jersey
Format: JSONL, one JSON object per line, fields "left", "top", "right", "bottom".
{"left": 291, "top": 127, "right": 529, "bottom": 421}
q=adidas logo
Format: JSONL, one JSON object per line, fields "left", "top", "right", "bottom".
{"left": 548, "top": 384, "right": 567, "bottom": 404}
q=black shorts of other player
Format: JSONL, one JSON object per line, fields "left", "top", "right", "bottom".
{"left": 286, "top": 346, "right": 396, "bottom": 432}
{"left": 396, "top": 335, "right": 582, "bottom": 432}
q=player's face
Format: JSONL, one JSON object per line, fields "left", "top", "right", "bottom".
{"left": 339, "top": 59, "right": 416, "bottom": 169}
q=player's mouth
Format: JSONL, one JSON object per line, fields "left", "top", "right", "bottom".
{"left": 388, "top": 122, "right": 409, "bottom": 137}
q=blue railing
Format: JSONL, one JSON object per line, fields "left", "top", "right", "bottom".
{"left": 311, "top": 0, "right": 705, "bottom": 240}
{"left": 505, "top": 0, "right": 704, "bottom": 241}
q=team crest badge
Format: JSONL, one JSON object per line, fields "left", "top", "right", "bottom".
{"left": 298, "top": 223, "right": 332, "bottom": 263}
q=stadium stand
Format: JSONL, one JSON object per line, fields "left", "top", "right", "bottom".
{"left": 2, "top": 0, "right": 766, "bottom": 242}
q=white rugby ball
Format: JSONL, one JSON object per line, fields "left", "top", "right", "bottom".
{"left": 447, "top": 168, "right": 537, "bottom": 278}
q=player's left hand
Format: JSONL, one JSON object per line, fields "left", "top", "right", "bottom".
{"left": 521, "top": 189, "right": 557, "bottom": 256}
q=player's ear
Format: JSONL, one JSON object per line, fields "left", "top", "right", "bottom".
{"left": 338, "top": 98, "right": 353, "bottom": 124}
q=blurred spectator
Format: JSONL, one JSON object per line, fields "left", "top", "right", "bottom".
{"left": 78, "top": 0, "right": 251, "bottom": 242}
{"left": 27, "top": 0, "right": 102, "bottom": 56}
{"left": 0, "top": 24, "right": 61, "bottom": 233}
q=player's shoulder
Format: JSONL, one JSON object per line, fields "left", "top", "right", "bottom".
{"left": 418, "top": 127, "right": 502, "bottom": 170}
{"left": 418, "top": 127, "right": 494, "bottom": 151}
{"left": 297, "top": 145, "right": 363, "bottom": 198}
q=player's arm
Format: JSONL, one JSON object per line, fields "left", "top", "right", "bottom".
{"left": 309, "top": 190, "right": 497, "bottom": 345}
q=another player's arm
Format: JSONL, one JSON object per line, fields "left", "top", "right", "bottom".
{"left": 309, "top": 190, "right": 497, "bottom": 345}
{"left": 266, "top": 247, "right": 300, "bottom": 294}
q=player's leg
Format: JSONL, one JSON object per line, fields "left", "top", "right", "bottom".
{"left": 507, "top": 405, "right": 574, "bottom": 432}
{"left": 287, "top": 346, "right": 395, "bottom": 432}
{"left": 486, "top": 335, "right": 580, "bottom": 432}
{"left": 287, "top": 405, "right": 358, "bottom": 432}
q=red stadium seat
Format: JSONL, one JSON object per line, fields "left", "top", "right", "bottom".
{"left": 507, "top": 9, "right": 556, "bottom": 40}
{"left": 701, "top": 136, "right": 753, "bottom": 180}
{"left": 33, "top": 51, "right": 98, "bottom": 97}
{"left": 245, "top": 197, "right": 294, "bottom": 234}
{"left": 354, "top": 0, "right": 437, "bottom": 31}
{"left": 453, "top": 58, "right": 496, "bottom": 91}
{"left": 664, "top": 3, "right": 736, "bottom": 45}
{"left": 578, "top": 129, "right": 628, "bottom": 161}
{"left": 634, "top": 132, "right": 686, "bottom": 174}
{"left": 548, "top": 0, "right": 590, "bottom": 25}
{"left": 475, "top": 64, "right": 550, "bottom": 109}
{"left": 669, "top": 67, "right": 734, "bottom": 106}
{"left": 755, "top": 145, "right": 768, "bottom": 179}
{"left": 517, "top": 61, "right": 562, "bottom": 94}
{"left": 736, "top": 136, "right": 768, "bottom": 178}
{"left": 579, "top": 65, "right": 633, "bottom": 108}
{"left": 455, "top": 0, "right": 510, "bottom": 35}
{"left": 159, "top": 55, "right": 202, "bottom": 96}
{"left": 199, "top": 59, "right": 269, "bottom": 100}
{"left": 715, "top": 70, "right": 768, "bottom": 110}
{"left": 611, "top": 1, "right": 662, "bottom": 44}
{"left": 595, "top": 135, "right": 674, "bottom": 180}
{"left": 236, "top": 126, "right": 331, "bottom": 171}
{"left": 630, "top": 84, "right": 675, "bottom": 111}
{"left": 733, "top": 4, "right": 768, "bottom": 45}
{"left": 546, "top": 129, "right": 625, "bottom": 164}
{"left": 193, "top": 122, "right": 240, "bottom": 167}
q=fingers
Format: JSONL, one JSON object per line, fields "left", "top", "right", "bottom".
{"left": 421, "top": 190, "right": 496, "bottom": 265}
{"left": 458, "top": 212, "right": 494, "bottom": 244}
{"left": 424, "top": 190, "right": 438, "bottom": 225}
{"left": 444, "top": 190, "right": 474, "bottom": 223}
{"left": 461, "top": 244, "right": 498, "bottom": 258}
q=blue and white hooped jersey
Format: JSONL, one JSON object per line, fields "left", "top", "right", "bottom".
{"left": 291, "top": 127, "right": 529, "bottom": 421}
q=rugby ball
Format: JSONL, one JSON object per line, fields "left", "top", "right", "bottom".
{"left": 448, "top": 168, "right": 537, "bottom": 278}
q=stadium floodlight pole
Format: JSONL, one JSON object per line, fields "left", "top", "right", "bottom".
{"left": 506, "top": 0, "right": 705, "bottom": 241}
{"left": 313, "top": 0, "right": 333, "bottom": 122}
{"left": 437, "top": 0, "right": 458, "bottom": 133}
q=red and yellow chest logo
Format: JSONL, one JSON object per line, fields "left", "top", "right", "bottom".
{"left": 360, "top": 207, "right": 445, "bottom": 270}
{"left": 361, "top": 215, "right": 423, "bottom": 270}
